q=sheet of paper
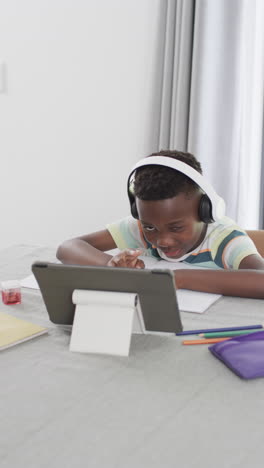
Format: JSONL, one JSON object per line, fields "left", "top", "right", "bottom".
{"left": 20, "top": 274, "right": 39, "bottom": 289}
{"left": 141, "top": 256, "right": 201, "bottom": 270}
{"left": 176, "top": 289, "right": 221, "bottom": 313}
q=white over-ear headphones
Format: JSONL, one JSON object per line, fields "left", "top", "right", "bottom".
{"left": 127, "top": 156, "right": 226, "bottom": 223}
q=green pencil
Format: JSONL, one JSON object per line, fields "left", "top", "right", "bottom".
{"left": 199, "top": 329, "right": 263, "bottom": 338}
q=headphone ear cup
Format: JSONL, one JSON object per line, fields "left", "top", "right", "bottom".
{"left": 131, "top": 201, "right": 139, "bottom": 219}
{"left": 127, "top": 180, "right": 139, "bottom": 219}
{"left": 198, "top": 194, "right": 214, "bottom": 223}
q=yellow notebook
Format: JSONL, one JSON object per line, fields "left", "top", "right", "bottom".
{"left": 0, "top": 311, "right": 48, "bottom": 350}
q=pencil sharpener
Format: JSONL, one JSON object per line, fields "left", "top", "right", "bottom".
{"left": 1, "top": 280, "right": 22, "bottom": 305}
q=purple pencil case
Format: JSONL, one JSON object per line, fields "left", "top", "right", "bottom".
{"left": 209, "top": 330, "right": 264, "bottom": 379}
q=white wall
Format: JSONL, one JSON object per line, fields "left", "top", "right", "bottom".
{"left": 0, "top": 0, "right": 163, "bottom": 249}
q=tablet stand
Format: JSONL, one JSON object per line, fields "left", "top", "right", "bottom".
{"left": 69, "top": 289, "right": 145, "bottom": 356}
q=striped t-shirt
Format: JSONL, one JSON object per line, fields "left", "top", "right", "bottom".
{"left": 106, "top": 216, "right": 258, "bottom": 270}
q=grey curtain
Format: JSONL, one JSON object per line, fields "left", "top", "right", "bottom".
{"left": 158, "top": 0, "right": 195, "bottom": 151}
{"left": 156, "top": 0, "right": 264, "bottom": 229}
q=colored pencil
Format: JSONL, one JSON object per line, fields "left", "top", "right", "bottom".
{"left": 182, "top": 337, "right": 231, "bottom": 345}
{"left": 176, "top": 324, "right": 264, "bottom": 336}
{"left": 199, "top": 329, "right": 263, "bottom": 338}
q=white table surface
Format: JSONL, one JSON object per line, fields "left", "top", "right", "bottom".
{"left": 1, "top": 245, "right": 264, "bottom": 468}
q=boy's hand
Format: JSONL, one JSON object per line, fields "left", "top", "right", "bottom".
{"left": 107, "top": 249, "right": 145, "bottom": 269}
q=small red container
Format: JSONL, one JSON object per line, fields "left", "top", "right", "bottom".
{"left": 1, "top": 280, "right": 21, "bottom": 305}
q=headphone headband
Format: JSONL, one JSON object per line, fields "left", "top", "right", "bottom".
{"left": 128, "top": 156, "right": 225, "bottom": 222}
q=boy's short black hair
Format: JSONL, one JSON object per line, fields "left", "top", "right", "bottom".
{"left": 133, "top": 149, "right": 202, "bottom": 200}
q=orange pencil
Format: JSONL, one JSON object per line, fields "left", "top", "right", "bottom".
{"left": 182, "top": 337, "right": 231, "bottom": 345}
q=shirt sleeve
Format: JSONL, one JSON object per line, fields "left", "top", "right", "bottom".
{"left": 106, "top": 216, "right": 147, "bottom": 250}
{"left": 213, "top": 231, "right": 259, "bottom": 269}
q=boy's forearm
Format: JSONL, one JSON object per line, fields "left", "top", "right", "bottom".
{"left": 175, "top": 269, "right": 264, "bottom": 299}
{"left": 56, "top": 239, "right": 112, "bottom": 266}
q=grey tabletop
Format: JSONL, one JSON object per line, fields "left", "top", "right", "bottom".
{"left": 1, "top": 245, "right": 264, "bottom": 468}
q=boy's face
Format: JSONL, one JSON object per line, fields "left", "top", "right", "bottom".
{"left": 136, "top": 192, "right": 206, "bottom": 259}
